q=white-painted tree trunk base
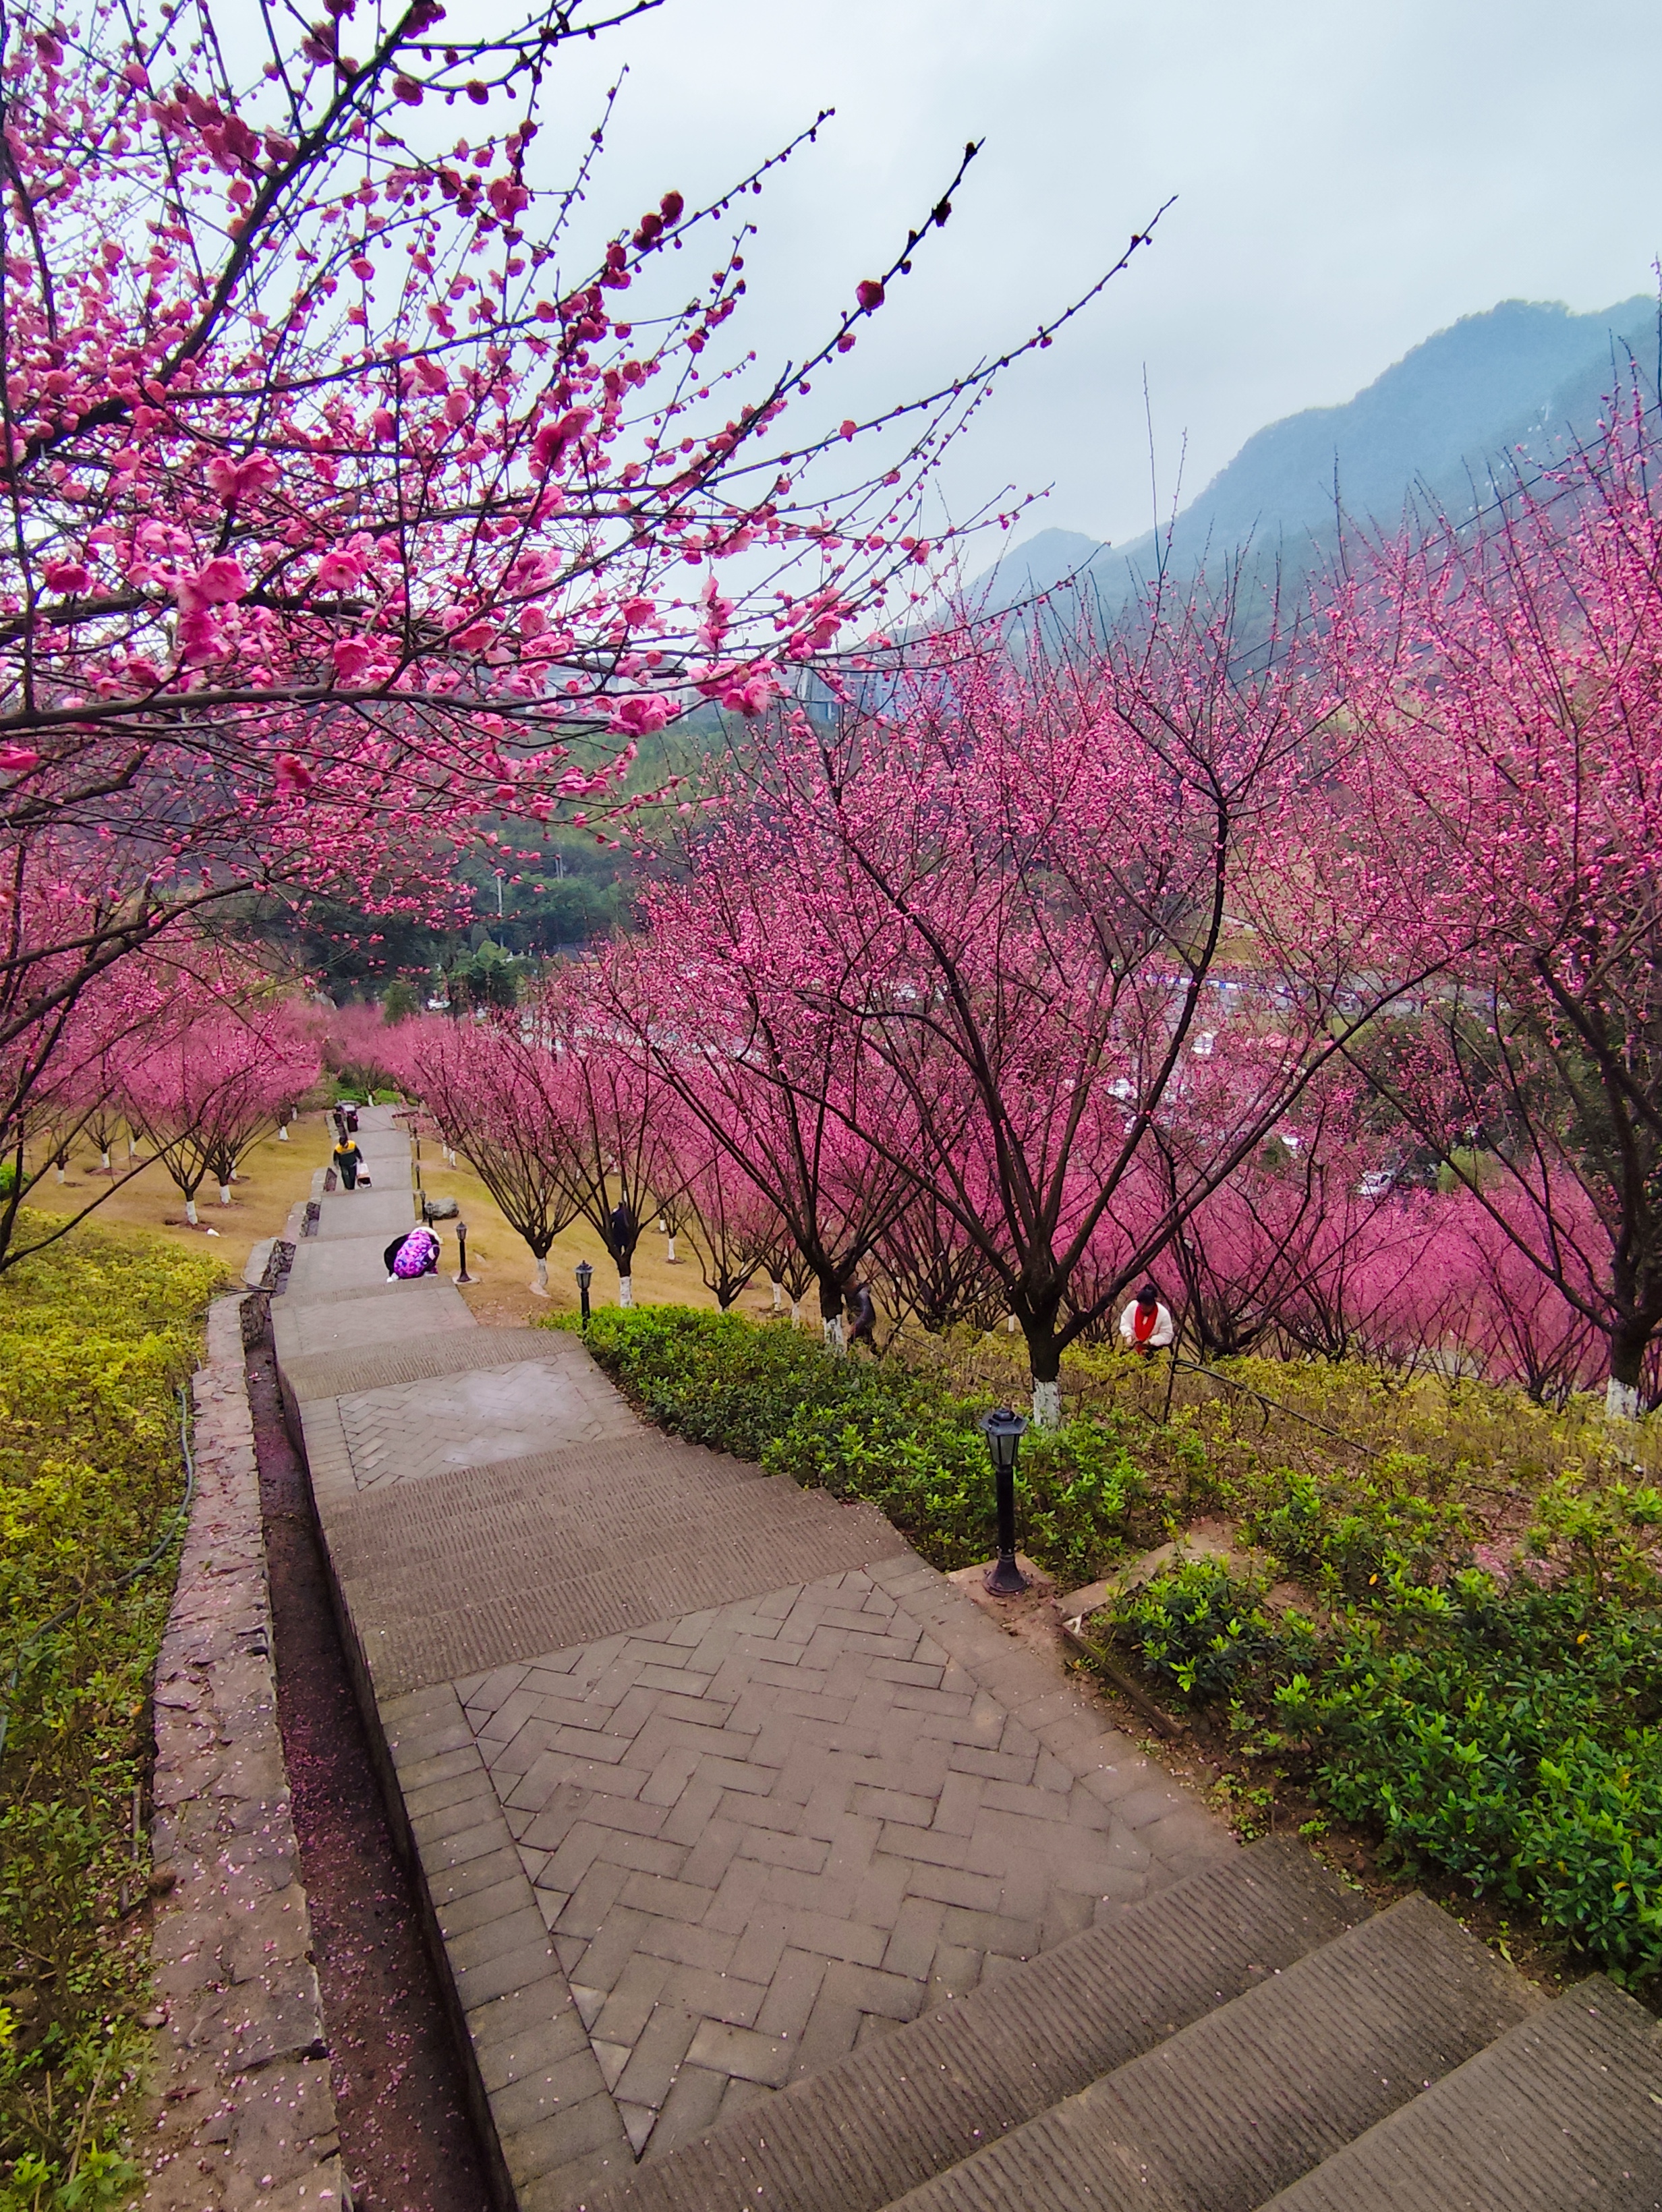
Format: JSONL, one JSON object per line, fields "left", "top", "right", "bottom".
{"left": 55, "top": 1165, "right": 65, "bottom": 1184}
{"left": 1031, "top": 1378, "right": 1062, "bottom": 1428}
{"left": 1607, "top": 1375, "right": 1642, "bottom": 1422}
{"left": 823, "top": 1316, "right": 847, "bottom": 1356}
{"left": 185, "top": 1199, "right": 198, "bottom": 1226}
{"left": 789, "top": 1298, "right": 802, "bottom": 1325}
{"left": 277, "top": 1125, "right": 289, "bottom": 1142}
{"left": 218, "top": 1185, "right": 232, "bottom": 1206}
{"left": 666, "top": 1235, "right": 677, "bottom": 1262}
{"left": 1006, "top": 1314, "right": 1020, "bottom": 1333}
{"left": 98, "top": 1149, "right": 111, "bottom": 1171}
{"left": 771, "top": 1280, "right": 784, "bottom": 1312}
{"left": 618, "top": 1275, "right": 634, "bottom": 1309}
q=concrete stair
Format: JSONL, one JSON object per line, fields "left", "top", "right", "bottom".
{"left": 570, "top": 1838, "right": 1662, "bottom": 2212}
{"left": 1264, "top": 1977, "right": 1662, "bottom": 2209}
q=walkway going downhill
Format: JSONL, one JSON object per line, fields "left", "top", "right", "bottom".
{"left": 275, "top": 1112, "right": 1228, "bottom": 2204}
{"left": 275, "top": 1109, "right": 1662, "bottom": 2212}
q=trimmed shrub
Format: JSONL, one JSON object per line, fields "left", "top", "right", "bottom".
{"left": 0, "top": 1217, "right": 221, "bottom": 2204}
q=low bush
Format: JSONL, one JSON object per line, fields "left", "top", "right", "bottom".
{"left": 1261, "top": 1576, "right": 1662, "bottom": 1979}
{"left": 1112, "top": 1558, "right": 1287, "bottom": 1702}
{"left": 0, "top": 1216, "right": 221, "bottom": 2207}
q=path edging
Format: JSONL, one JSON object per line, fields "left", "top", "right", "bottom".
{"left": 140, "top": 1292, "right": 349, "bottom": 2212}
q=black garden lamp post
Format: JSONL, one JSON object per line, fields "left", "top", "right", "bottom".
{"left": 575, "top": 1258, "right": 594, "bottom": 1329}
{"left": 455, "top": 1219, "right": 474, "bottom": 1285}
{"left": 979, "top": 1407, "right": 1029, "bottom": 1596}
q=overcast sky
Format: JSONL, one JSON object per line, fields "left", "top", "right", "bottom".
{"left": 521, "top": 0, "right": 1662, "bottom": 550}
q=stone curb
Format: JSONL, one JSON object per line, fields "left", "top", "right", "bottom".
{"left": 139, "top": 1293, "right": 349, "bottom": 2212}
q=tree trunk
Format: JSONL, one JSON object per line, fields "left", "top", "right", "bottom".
{"left": 666, "top": 1233, "right": 677, "bottom": 1262}
{"left": 218, "top": 1183, "right": 232, "bottom": 1205}
{"left": 531, "top": 1254, "right": 549, "bottom": 1297}
{"left": 618, "top": 1273, "right": 634, "bottom": 1309}
{"left": 98, "top": 1147, "right": 111, "bottom": 1171}
{"left": 818, "top": 1273, "right": 847, "bottom": 1357}
{"left": 184, "top": 1197, "right": 198, "bottom": 1225}
{"left": 771, "top": 1279, "right": 784, "bottom": 1312}
{"left": 1023, "top": 1320, "right": 1064, "bottom": 1428}
{"left": 1606, "top": 1325, "right": 1651, "bottom": 1422}
{"left": 790, "top": 1296, "right": 802, "bottom": 1325}
{"left": 277, "top": 1122, "right": 289, "bottom": 1141}
{"left": 1031, "top": 1378, "right": 1062, "bottom": 1427}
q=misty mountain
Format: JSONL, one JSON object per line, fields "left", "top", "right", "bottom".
{"left": 978, "top": 294, "right": 1660, "bottom": 615}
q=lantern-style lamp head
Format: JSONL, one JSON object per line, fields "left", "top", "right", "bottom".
{"left": 575, "top": 1260, "right": 594, "bottom": 1293}
{"left": 979, "top": 1407, "right": 1027, "bottom": 1472}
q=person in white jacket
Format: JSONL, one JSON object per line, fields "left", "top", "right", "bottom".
{"left": 1120, "top": 1281, "right": 1175, "bottom": 1358}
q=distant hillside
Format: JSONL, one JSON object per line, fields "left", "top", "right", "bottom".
{"left": 977, "top": 295, "right": 1660, "bottom": 615}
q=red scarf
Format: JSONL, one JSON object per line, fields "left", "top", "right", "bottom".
{"left": 1133, "top": 1301, "right": 1159, "bottom": 1345}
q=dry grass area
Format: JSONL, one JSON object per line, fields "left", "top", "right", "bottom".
{"left": 20, "top": 1115, "right": 335, "bottom": 1279}
{"left": 408, "top": 1144, "right": 766, "bottom": 1329}
{"left": 23, "top": 1112, "right": 784, "bottom": 1317}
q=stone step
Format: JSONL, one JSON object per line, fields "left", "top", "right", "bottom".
{"left": 569, "top": 1837, "right": 1367, "bottom": 2212}
{"left": 312, "top": 1187, "right": 420, "bottom": 1240}
{"left": 280, "top": 1324, "right": 594, "bottom": 1404}
{"left": 1263, "top": 1975, "right": 1662, "bottom": 2211}
{"left": 272, "top": 1281, "right": 475, "bottom": 1363}
{"left": 284, "top": 1231, "right": 424, "bottom": 1300}
{"left": 322, "top": 1434, "right": 912, "bottom": 1697}
{"left": 868, "top": 1894, "right": 1538, "bottom": 2212}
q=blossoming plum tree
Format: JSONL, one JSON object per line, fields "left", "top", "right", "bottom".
{"left": 118, "top": 980, "right": 319, "bottom": 1223}
{"left": 1340, "top": 407, "right": 1662, "bottom": 1417}
{"left": 0, "top": 0, "right": 1164, "bottom": 1206}
{"left": 613, "top": 603, "right": 1431, "bottom": 1416}
{"left": 399, "top": 1008, "right": 582, "bottom": 1292}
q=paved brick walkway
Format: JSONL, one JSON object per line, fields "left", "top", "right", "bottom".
{"left": 275, "top": 1109, "right": 1230, "bottom": 2211}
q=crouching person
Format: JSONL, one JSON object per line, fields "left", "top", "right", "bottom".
{"left": 384, "top": 1225, "right": 441, "bottom": 1283}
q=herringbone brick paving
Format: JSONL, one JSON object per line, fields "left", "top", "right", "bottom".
{"left": 455, "top": 1561, "right": 1226, "bottom": 2177}
{"left": 342, "top": 1355, "right": 636, "bottom": 1476}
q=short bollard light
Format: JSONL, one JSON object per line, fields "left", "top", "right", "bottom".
{"left": 575, "top": 1258, "right": 594, "bottom": 1329}
{"left": 455, "top": 1219, "right": 474, "bottom": 1284}
{"left": 979, "top": 1407, "right": 1029, "bottom": 1596}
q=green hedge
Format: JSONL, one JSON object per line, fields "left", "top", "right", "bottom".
{"left": 0, "top": 1217, "right": 222, "bottom": 2208}
{"left": 1114, "top": 1552, "right": 1662, "bottom": 1981}
{"left": 554, "top": 1306, "right": 1150, "bottom": 1584}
